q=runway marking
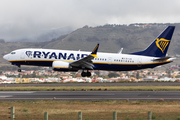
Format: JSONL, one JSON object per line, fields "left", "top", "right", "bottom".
{"left": 0, "top": 92, "right": 35, "bottom": 93}
{"left": 0, "top": 96, "right": 12, "bottom": 98}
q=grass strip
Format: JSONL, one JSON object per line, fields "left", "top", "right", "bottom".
{"left": 0, "top": 86, "right": 180, "bottom": 91}
{"left": 1, "top": 100, "right": 180, "bottom": 119}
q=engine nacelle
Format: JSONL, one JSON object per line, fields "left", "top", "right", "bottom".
{"left": 52, "top": 61, "right": 78, "bottom": 72}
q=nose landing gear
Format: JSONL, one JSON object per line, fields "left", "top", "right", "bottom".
{"left": 18, "top": 68, "right": 21, "bottom": 72}
{"left": 17, "top": 65, "right": 21, "bottom": 72}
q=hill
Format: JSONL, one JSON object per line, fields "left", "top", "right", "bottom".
{"left": 43, "top": 23, "right": 180, "bottom": 55}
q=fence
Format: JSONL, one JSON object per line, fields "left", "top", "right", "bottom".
{"left": 5, "top": 107, "right": 180, "bottom": 120}
{"left": 6, "top": 107, "right": 152, "bottom": 120}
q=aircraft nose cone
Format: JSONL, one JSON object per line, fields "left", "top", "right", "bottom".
{"left": 3, "top": 54, "right": 9, "bottom": 61}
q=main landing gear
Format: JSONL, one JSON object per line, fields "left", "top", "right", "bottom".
{"left": 81, "top": 70, "right": 91, "bottom": 77}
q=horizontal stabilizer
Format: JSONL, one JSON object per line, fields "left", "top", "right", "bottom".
{"left": 152, "top": 57, "right": 171, "bottom": 61}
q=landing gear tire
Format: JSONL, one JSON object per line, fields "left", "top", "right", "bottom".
{"left": 87, "top": 72, "right": 91, "bottom": 77}
{"left": 81, "top": 71, "right": 91, "bottom": 77}
{"left": 17, "top": 65, "right": 21, "bottom": 72}
{"left": 81, "top": 72, "right": 87, "bottom": 77}
{"left": 18, "top": 69, "right": 21, "bottom": 72}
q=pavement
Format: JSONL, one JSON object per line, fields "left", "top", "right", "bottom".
{"left": 0, "top": 91, "right": 180, "bottom": 101}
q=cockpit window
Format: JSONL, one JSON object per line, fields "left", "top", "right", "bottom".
{"left": 11, "top": 52, "right": 16, "bottom": 54}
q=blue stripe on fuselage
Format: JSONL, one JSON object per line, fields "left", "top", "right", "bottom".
{"left": 93, "top": 62, "right": 170, "bottom": 71}
{"left": 11, "top": 60, "right": 53, "bottom": 67}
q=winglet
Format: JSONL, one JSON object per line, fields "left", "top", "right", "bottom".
{"left": 91, "top": 44, "right": 99, "bottom": 58}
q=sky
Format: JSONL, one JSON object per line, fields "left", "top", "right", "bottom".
{"left": 0, "top": 0, "right": 180, "bottom": 41}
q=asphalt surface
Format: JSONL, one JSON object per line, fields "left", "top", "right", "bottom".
{"left": 0, "top": 91, "right": 180, "bottom": 101}
{"left": 1, "top": 82, "right": 180, "bottom": 87}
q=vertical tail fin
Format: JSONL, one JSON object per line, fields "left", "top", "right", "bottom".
{"left": 131, "top": 26, "right": 175, "bottom": 57}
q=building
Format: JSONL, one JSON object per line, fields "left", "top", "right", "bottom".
{"left": 15, "top": 78, "right": 29, "bottom": 83}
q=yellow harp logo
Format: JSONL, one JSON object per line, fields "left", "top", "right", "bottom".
{"left": 155, "top": 38, "right": 170, "bottom": 53}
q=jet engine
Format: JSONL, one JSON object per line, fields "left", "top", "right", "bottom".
{"left": 52, "top": 61, "right": 78, "bottom": 72}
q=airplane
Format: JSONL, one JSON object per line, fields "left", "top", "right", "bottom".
{"left": 3, "top": 26, "right": 175, "bottom": 77}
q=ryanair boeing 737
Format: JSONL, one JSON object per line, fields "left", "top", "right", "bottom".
{"left": 3, "top": 26, "right": 175, "bottom": 77}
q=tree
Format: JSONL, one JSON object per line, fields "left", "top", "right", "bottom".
{"left": 95, "top": 71, "right": 100, "bottom": 77}
{"left": 32, "top": 71, "right": 36, "bottom": 78}
{"left": 125, "top": 71, "right": 129, "bottom": 78}
{"left": 108, "top": 73, "right": 119, "bottom": 78}
{"left": 136, "top": 71, "right": 140, "bottom": 79}
{"left": 166, "top": 70, "right": 171, "bottom": 78}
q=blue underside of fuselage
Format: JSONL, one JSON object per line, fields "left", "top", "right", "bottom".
{"left": 11, "top": 60, "right": 170, "bottom": 71}
{"left": 93, "top": 62, "right": 169, "bottom": 71}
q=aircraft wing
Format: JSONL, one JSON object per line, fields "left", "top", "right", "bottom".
{"left": 70, "top": 44, "right": 99, "bottom": 70}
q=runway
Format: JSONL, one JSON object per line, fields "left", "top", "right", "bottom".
{"left": 1, "top": 82, "right": 180, "bottom": 87}
{"left": 0, "top": 91, "right": 180, "bottom": 101}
